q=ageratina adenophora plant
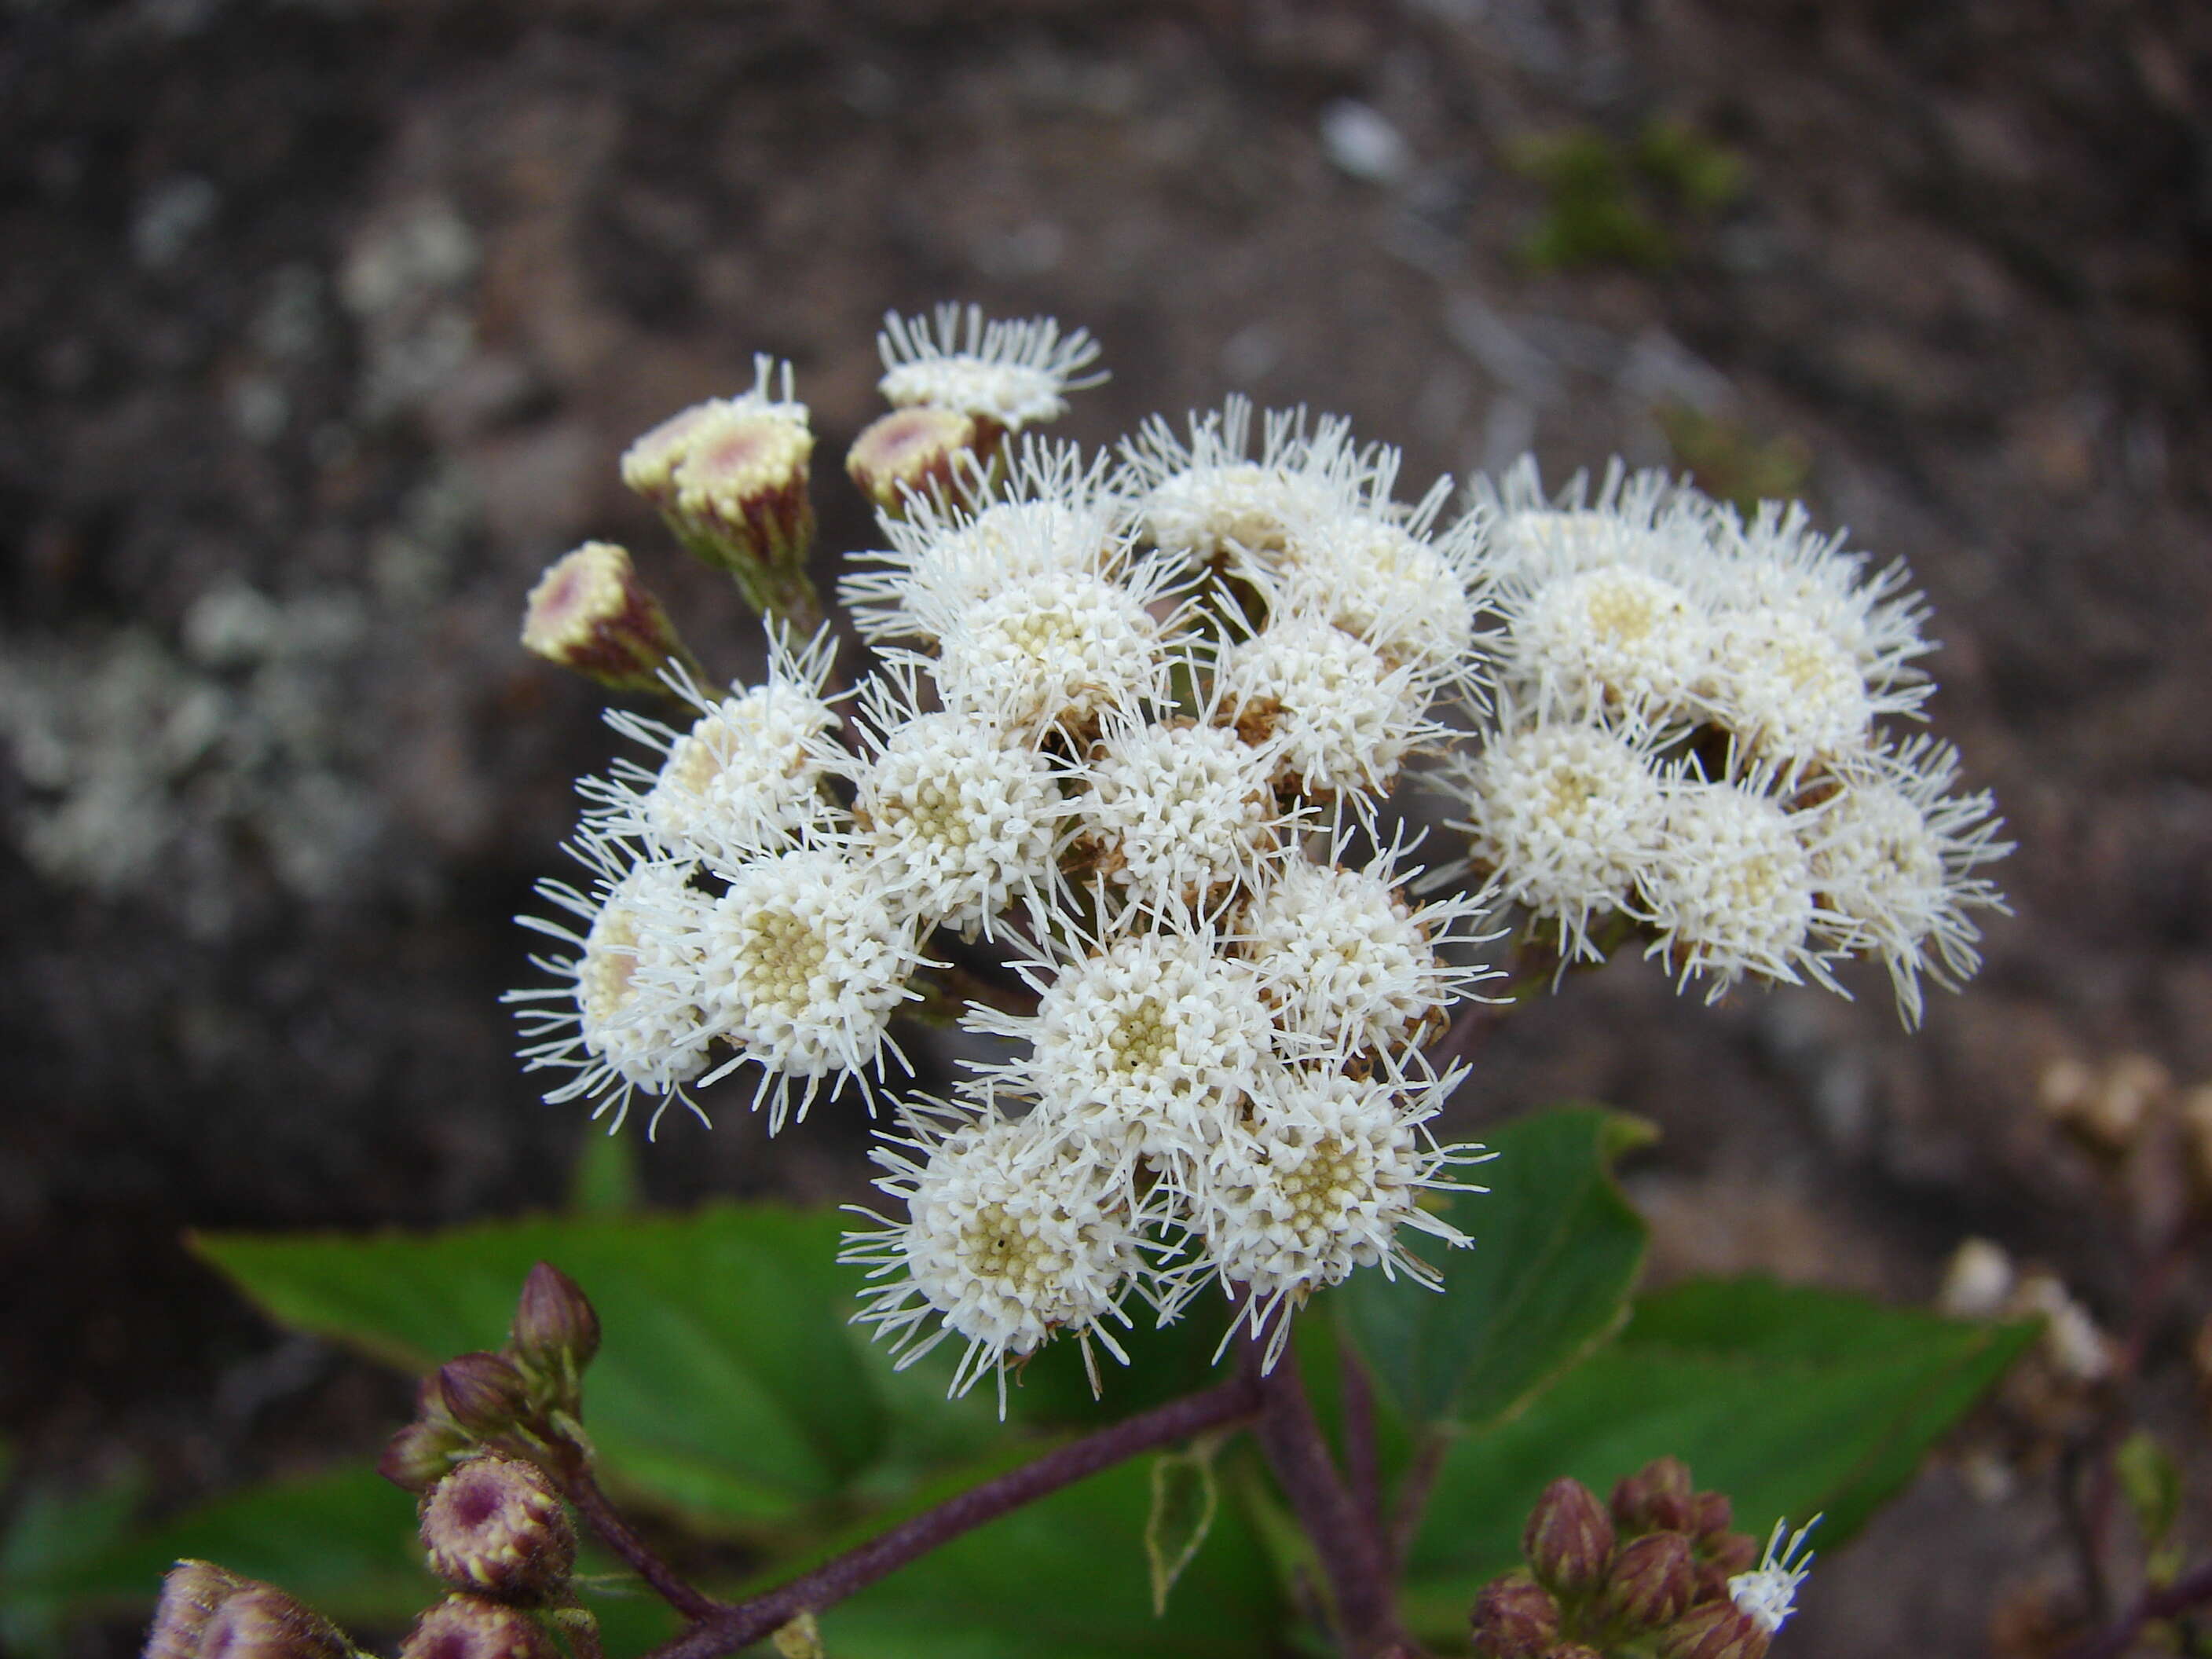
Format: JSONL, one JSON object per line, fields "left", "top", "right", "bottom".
{"left": 148, "top": 306, "right": 2023, "bottom": 1659}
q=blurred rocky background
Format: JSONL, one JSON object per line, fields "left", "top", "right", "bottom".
{"left": 3, "top": 2, "right": 2210, "bottom": 1653}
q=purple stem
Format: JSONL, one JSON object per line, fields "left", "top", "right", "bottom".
{"left": 638, "top": 1373, "right": 1264, "bottom": 1659}
{"left": 560, "top": 1460, "right": 727, "bottom": 1621}
{"left": 2061, "top": 1556, "right": 2212, "bottom": 1659}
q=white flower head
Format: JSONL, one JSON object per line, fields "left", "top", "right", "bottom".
{"left": 1074, "top": 711, "right": 1298, "bottom": 911}
{"left": 619, "top": 355, "right": 808, "bottom": 507}
{"left": 1187, "top": 1066, "right": 1488, "bottom": 1370}
{"left": 969, "top": 914, "right": 1281, "bottom": 1168}
{"left": 846, "top": 675, "right": 1070, "bottom": 938}
{"left": 1701, "top": 606, "right": 1885, "bottom": 768}
{"left": 1115, "top": 397, "right": 1368, "bottom": 567}
{"left": 844, "top": 1094, "right": 1155, "bottom": 1413}
{"left": 1804, "top": 734, "right": 2009, "bottom": 1025}
{"left": 698, "top": 847, "right": 928, "bottom": 1126}
{"left": 1638, "top": 774, "right": 1841, "bottom": 1000}
{"left": 507, "top": 848, "right": 715, "bottom": 1135}
{"left": 1716, "top": 496, "right": 1932, "bottom": 680}
{"left": 839, "top": 440, "right": 1126, "bottom": 644}
{"left": 1237, "top": 839, "right": 1497, "bottom": 1057}
{"left": 921, "top": 557, "right": 1191, "bottom": 740}
{"left": 588, "top": 624, "right": 843, "bottom": 861}
{"left": 1729, "top": 1515, "right": 1820, "bottom": 1635}
{"left": 877, "top": 303, "right": 1106, "bottom": 430}
{"left": 1507, "top": 562, "right": 1716, "bottom": 723}
{"left": 1215, "top": 606, "right": 1448, "bottom": 819}
{"left": 1447, "top": 715, "right": 1668, "bottom": 965}
{"left": 1470, "top": 455, "right": 1685, "bottom": 587}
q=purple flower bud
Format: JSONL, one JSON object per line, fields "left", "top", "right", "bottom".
{"left": 145, "top": 1561, "right": 248, "bottom": 1659}
{"left": 520, "top": 544, "right": 701, "bottom": 698}
{"left": 1469, "top": 1573, "right": 1562, "bottom": 1658}
{"left": 1523, "top": 1478, "right": 1615, "bottom": 1596}
{"left": 421, "top": 1457, "right": 576, "bottom": 1603}
{"left": 190, "top": 1585, "right": 351, "bottom": 1659}
{"left": 1690, "top": 1490, "right": 1733, "bottom": 1544}
{"left": 381, "top": 1419, "right": 470, "bottom": 1494}
{"left": 1658, "top": 1601, "right": 1772, "bottom": 1659}
{"left": 1611, "top": 1456, "right": 1694, "bottom": 1534}
{"left": 845, "top": 407, "right": 991, "bottom": 515}
{"left": 398, "top": 1596, "right": 558, "bottom": 1659}
{"left": 1601, "top": 1531, "right": 1697, "bottom": 1632}
{"left": 434, "top": 1353, "right": 531, "bottom": 1440}
{"left": 511, "top": 1262, "right": 601, "bottom": 1379}
{"left": 1706, "top": 1530, "right": 1760, "bottom": 1576}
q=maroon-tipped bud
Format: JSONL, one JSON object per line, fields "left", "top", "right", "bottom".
{"left": 1523, "top": 1478, "right": 1615, "bottom": 1596}
{"left": 420, "top": 1457, "right": 576, "bottom": 1604}
{"left": 398, "top": 1596, "right": 558, "bottom": 1659}
{"left": 521, "top": 542, "right": 699, "bottom": 696}
{"left": 191, "top": 1585, "right": 351, "bottom": 1659}
{"left": 433, "top": 1353, "right": 532, "bottom": 1440}
{"left": 145, "top": 1561, "right": 249, "bottom": 1659}
{"left": 1600, "top": 1531, "right": 1697, "bottom": 1632}
{"left": 511, "top": 1262, "right": 600, "bottom": 1379}
{"left": 1659, "top": 1602, "right": 1772, "bottom": 1659}
{"left": 1469, "top": 1573, "right": 1562, "bottom": 1658}
{"left": 1689, "top": 1490, "right": 1733, "bottom": 1544}
{"left": 1706, "top": 1530, "right": 1760, "bottom": 1576}
{"left": 845, "top": 407, "right": 988, "bottom": 515}
{"left": 381, "top": 1418, "right": 471, "bottom": 1493}
{"left": 1612, "top": 1456, "right": 1695, "bottom": 1534}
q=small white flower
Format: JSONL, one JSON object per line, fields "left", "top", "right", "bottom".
{"left": 1639, "top": 776, "right": 1840, "bottom": 998}
{"left": 877, "top": 303, "right": 1105, "bottom": 429}
{"left": 969, "top": 917, "right": 1280, "bottom": 1167}
{"left": 507, "top": 851, "right": 714, "bottom": 1134}
{"left": 1470, "top": 455, "right": 1684, "bottom": 586}
{"left": 1075, "top": 715, "right": 1293, "bottom": 910}
{"left": 1448, "top": 717, "right": 1668, "bottom": 963}
{"left": 1115, "top": 396, "right": 1368, "bottom": 566}
{"left": 1729, "top": 1515, "right": 1820, "bottom": 1635}
{"left": 1186, "top": 1066, "right": 1486, "bottom": 1370}
{"left": 1804, "top": 735, "right": 2009, "bottom": 1025}
{"left": 1701, "top": 606, "right": 1882, "bottom": 767}
{"left": 619, "top": 356, "right": 808, "bottom": 507}
{"left": 839, "top": 441, "right": 1126, "bottom": 644}
{"left": 844, "top": 1095, "right": 1153, "bottom": 1413}
{"left": 1508, "top": 562, "right": 1716, "bottom": 723}
{"left": 924, "top": 565, "right": 1183, "bottom": 738}
{"left": 589, "top": 628, "right": 842, "bottom": 860}
{"left": 847, "top": 688, "right": 1068, "bottom": 937}
{"left": 1215, "top": 608, "right": 1446, "bottom": 816}
{"left": 1236, "top": 846, "right": 1495, "bottom": 1056}
{"left": 1716, "top": 497, "right": 1932, "bottom": 681}
{"left": 698, "top": 848, "right": 926, "bottom": 1126}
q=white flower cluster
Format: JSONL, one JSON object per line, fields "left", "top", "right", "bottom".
{"left": 511, "top": 307, "right": 2009, "bottom": 1407}
{"left": 1448, "top": 460, "right": 2009, "bottom": 1021}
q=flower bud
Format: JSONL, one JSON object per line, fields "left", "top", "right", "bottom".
{"left": 1705, "top": 1531, "right": 1759, "bottom": 1576}
{"left": 1689, "top": 1490, "right": 1732, "bottom": 1544}
{"left": 511, "top": 1262, "right": 601, "bottom": 1380}
{"left": 1523, "top": 1478, "right": 1614, "bottom": 1596}
{"left": 1469, "top": 1573, "right": 1561, "bottom": 1658}
{"left": 399, "top": 1596, "right": 558, "bottom": 1659}
{"left": 521, "top": 543, "right": 699, "bottom": 697}
{"left": 1611, "top": 1456, "right": 1694, "bottom": 1534}
{"left": 845, "top": 407, "right": 988, "bottom": 515}
{"left": 1659, "top": 1601, "right": 1772, "bottom": 1659}
{"left": 192, "top": 1585, "right": 351, "bottom": 1659}
{"left": 145, "top": 1561, "right": 249, "bottom": 1659}
{"left": 380, "top": 1418, "right": 471, "bottom": 1494}
{"left": 1600, "top": 1531, "right": 1697, "bottom": 1632}
{"left": 421, "top": 1457, "right": 576, "bottom": 1603}
{"left": 433, "top": 1353, "right": 532, "bottom": 1440}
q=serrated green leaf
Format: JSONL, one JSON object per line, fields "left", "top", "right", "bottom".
{"left": 1339, "top": 1108, "right": 1652, "bottom": 1427}
{"left": 1145, "top": 1436, "right": 1223, "bottom": 1616}
{"left": 1397, "top": 1276, "right": 2038, "bottom": 1641}
{"left": 193, "top": 1207, "right": 888, "bottom": 1529}
{"left": 818, "top": 1454, "right": 1282, "bottom": 1659}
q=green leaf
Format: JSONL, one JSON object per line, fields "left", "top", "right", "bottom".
{"left": 1144, "top": 1437, "right": 1223, "bottom": 1617}
{"left": 817, "top": 1453, "right": 1283, "bottom": 1659}
{"left": 0, "top": 1462, "right": 148, "bottom": 1655}
{"left": 1339, "top": 1108, "right": 1652, "bottom": 1427}
{"left": 569, "top": 1128, "right": 643, "bottom": 1216}
{"left": 1397, "top": 1276, "right": 2038, "bottom": 1640}
{"left": 194, "top": 1207, "right": 889, "bottom": 1529}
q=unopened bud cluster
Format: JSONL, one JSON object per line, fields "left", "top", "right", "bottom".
{"left": 146, "top": 1563, "right": 357, "bottom": 1659}
{"left": 508, "top": 305, "right": 2006, "bottom": 1407}
{"left": 1471, "top": 1460, "right": 1817, "bottom": 1659}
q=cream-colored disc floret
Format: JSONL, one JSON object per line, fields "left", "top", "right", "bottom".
{"left": 1268, "top": 511, "right": 1476, "bottom": 679}
{"left": 1216, "top": 611, "right": 1439, "bottom": 812}
{"left": 928, "top": 569, "right": 1171, "bottom": 738}
{"left": 1638, "top": 778, "right": 1833, "bottom": 998}
{"left": 1514, "top": 562, "right": 1714, "bottom": 721}
{"left": 1705, "top": 608, "right": 1876, "bottom": 767}
{"left": 1077, "top": 718, "right": 1288, "bottom": 908}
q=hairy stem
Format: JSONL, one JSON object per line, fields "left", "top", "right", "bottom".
{"left": 639, "top": 1374, "right": 1265, "bottom": 1659}
{"left": 557, "top": 1458, "right": 728, "bottom": 1621}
